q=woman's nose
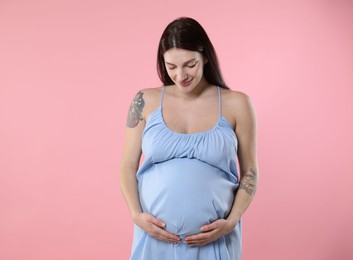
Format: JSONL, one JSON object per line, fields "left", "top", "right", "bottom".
{"left": 175, "top": 69, "right": 187, "bottom": 82}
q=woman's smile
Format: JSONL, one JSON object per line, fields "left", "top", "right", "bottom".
{"left": 179, "top": 78, "right": 193, "bottom": 87}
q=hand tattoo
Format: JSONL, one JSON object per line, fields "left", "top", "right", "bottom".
{"left": 239, "top": 168, "right": 257, "bottom": 196}
{"left": 126, "top": 91, "right": 145, "bottom": 128}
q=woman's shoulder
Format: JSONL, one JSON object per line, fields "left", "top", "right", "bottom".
{"left": 220, "top": 88, "right": 255, "bottom": 124}
{"left": 133, "top": 86, "right": 164, "bottom": 118}
{"left": 221, "top": 88, "right": 252, "bottom": 107}
{"left": 135, "top": 85, "right": 162, "bottom": 98}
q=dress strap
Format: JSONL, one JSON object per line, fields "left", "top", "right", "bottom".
{"left": 160, "top": 85, "right": 166, "bottom": 107}
{"left": 217, "top": 86, "right": 222, "bottom": 119}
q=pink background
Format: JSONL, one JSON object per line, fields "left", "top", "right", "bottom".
{"left": 1, "top": 0, "right": 352, "bottom": 259}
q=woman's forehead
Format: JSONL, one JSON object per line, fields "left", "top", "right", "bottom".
{"left": 163, "top": 48, "right": 201, "bottom": 62}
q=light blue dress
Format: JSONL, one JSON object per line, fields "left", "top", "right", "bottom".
{"left": 131, "top": 86, "right": 241, "bottom": 260}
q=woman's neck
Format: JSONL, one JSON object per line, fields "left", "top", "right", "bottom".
{"left": 170, "top": 78, "right": 213, "bottom": 100}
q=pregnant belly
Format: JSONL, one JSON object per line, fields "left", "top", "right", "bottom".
{"left": 138, "top": 158, "right": 236, "bottom": 237}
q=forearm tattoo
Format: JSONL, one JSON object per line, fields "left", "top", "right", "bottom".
{"left": 239, "top": 168, "right": 257, "bottom": 196}
{"left": 126, "top": 91, "right": 145, "bottom": 128}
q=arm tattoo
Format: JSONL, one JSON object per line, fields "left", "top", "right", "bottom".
{"left": 126, "top": 91, "right": 145, "bottom": 128}
{"left": 239, "top": 168, "right": 257, "bottom": 196}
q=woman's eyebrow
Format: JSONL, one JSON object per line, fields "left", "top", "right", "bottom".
{"left": 165, "top": 59, "right": 197, "bottom": 66}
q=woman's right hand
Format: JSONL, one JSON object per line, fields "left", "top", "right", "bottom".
{"left": 133, "top": 212, "right": 180, "bottom": 243}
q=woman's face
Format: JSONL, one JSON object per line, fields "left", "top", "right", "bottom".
{"left": 163, "top": 48, "right": 207, "bottom": 92}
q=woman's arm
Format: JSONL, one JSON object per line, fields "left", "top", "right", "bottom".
{"left": 119, "top": 90, "right": 180, "bottom": 243}
{"left": 185, "top": 92, "right": 258, "bottom": 246}
{"left": 224, "top": 92, "right": 258, "bottom": 227}
{"left": 119, "top": 90, "right": 145, "bottom": 220}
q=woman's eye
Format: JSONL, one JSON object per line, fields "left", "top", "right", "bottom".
{"left": 187, "top": 63, "right": 196, "bottom": 68}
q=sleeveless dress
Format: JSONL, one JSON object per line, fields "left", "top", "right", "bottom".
{"left": 131, "top": 86, "right": 241, "bottom": 260}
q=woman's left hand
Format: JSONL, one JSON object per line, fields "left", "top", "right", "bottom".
{"left": 184, "top": 219, "right": 234, "bottom": 247}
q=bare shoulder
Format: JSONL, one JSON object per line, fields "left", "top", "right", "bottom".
{"left": 220, "top": 88, "right": 256, "bottom": 128}
{"left": 221, "top": 88, "right": 251, "bottom": 105}
{"left": 126, "top": 86, "right": 163, "bottom": 128}
{"left": 138, "top": 86, "right": 163, "bottom": 101}
{"left": 131, "top": 86, "right": 163, "bottom": 118}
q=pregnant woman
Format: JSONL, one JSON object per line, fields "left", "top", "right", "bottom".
{"left": 120, "top": 17, "right": 259, "bottom": 260}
